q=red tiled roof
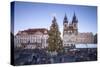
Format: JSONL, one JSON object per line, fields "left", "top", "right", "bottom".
{"left": 16, "top": 28, "right": 48, "bottom": 35}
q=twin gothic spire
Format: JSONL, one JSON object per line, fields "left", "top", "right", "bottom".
{"left": 63, "top": 12, "right": 78, "bottom": 24}
{"left": 52, "top": 12, "right": 78, "bottom": 24}
{"left": 52, "top": 12, "right": 78, "bottom": 35}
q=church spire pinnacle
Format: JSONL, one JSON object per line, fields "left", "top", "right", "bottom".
{"left": 64, "top": 13, "right": 67, "bottom": 20}
{"left": 72, "top": 12, "right": 78, "bottom": 23}
{"left": 63, "top": 13, "right": 68, "bottom": 24}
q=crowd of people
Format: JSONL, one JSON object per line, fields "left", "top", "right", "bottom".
{"left": 14, "top": 48, "right": 97, "bottom": 65}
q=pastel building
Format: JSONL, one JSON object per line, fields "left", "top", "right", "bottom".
{"left": 14, "top": 28, "right": 48, "bottom": 49}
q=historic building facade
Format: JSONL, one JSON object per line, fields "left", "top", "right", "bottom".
{"left": 14, "top": 28, "right": 48, "bottom": 49}
{"left": 63, "top": 13, "right": 94, "bottom": 47}
{"left": 15, "top": 13, "right": 95, "bottom": 49}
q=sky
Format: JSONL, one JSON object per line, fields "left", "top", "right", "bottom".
{"left": 12, "top": 1, "right": 97, "bottom": 35}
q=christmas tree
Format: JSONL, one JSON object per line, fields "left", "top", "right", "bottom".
{"left": 47, "top": 16, "right": 63, "bottom": 53}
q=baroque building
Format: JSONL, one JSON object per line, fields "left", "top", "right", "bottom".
{"left": 14, "top": 28, "right": 48, "bottom": 49}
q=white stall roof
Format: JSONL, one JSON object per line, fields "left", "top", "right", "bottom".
{"left": 75, "top": 44, "right": 97, "bottom": 48}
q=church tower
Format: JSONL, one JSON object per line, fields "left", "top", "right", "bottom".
{"left": 63, "top": 14, "right": 68, "bottom": 35}
{"left": 72, "top": 12, "right": 78, "bottom": 34}
{"left": 63, "top": 12, "right": 78, "bottom": 47}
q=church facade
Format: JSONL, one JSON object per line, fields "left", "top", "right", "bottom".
{"left": 63, "top": 13, "right": 94, "bottom": 47}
